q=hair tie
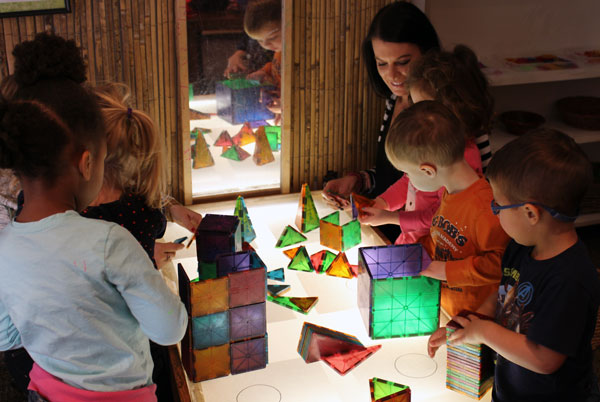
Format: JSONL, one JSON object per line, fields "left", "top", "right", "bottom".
{"left": 127, "top": 107, "right": 132, "bottom": 119}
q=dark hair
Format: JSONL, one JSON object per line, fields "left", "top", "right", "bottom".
{"left": 244, "top": 0, "right": 281, "bottom": 35}
{"left": 0, "top": 33, "right": 104, "bottom": 183}
{"left": 363, "top": 2, "right": 440, "bottom": 98}
{"left": 487, "top": 128, "right": 592, "bottom": 217}
{"left": 385, "top": 100, "right": 465, "bottom": 168}
{"left": 407, "top": 45, "right": 494, "bottom": 138}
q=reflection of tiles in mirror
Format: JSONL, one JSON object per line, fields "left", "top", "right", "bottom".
{"left": 394, "top": 353, "right": 438, "bottom": 379}
{"left": 237, "top": 384, "right": 282, "bottom": 402}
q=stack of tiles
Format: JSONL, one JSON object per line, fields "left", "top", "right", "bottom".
{"left": 195, "top": 214, "right": 242, "bottom": 280}
{"left": 445, "top": 310, "right": 494, "bottom": 399}
{"left": 178, "top": 214, "right": 268, "bottom": 382}
{"left": 357, "top": 244, "right": 440, "bottom": 339}
{"left": 297, "top": 322, "right": 381, "bottom": 375}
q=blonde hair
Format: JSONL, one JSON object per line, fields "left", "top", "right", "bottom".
{"left": 92, "top": 82, "right": 165, "bottom": 209}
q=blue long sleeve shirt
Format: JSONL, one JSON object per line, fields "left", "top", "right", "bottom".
{"left": 0, "top": 210, "right": 187, "bottom": 392}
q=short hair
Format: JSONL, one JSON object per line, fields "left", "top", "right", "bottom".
{"left": 407, "top": 45, "right": 494, "bottom": 138}
{"left": 385, "top": 100, "right": 465, "bottom": 168}
{"left": 486, "top": 128, "right": 592, "bottom": 217}
{"left": 363, "top": 2, "right": 440, "bottom": 98}
{"left": 244, "top": 0, "right": 281, "bottom": 35}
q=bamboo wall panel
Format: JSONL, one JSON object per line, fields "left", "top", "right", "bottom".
{"left": 0, "top": 0, "right": 190, "bottom": 203}
{"left": 283, "top": 0, "right": 395, "bottom": 192}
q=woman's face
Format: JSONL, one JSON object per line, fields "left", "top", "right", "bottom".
{"left": 372, "top": 39, "right": 421, "bottom": 97}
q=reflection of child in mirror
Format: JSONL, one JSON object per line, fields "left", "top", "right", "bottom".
{"left": 244, "top": 0, "right": 282, "bottom": 122}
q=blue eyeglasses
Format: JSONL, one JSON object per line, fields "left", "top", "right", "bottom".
{"left": 490, "top": 200, "right": 578, "bottom": 222}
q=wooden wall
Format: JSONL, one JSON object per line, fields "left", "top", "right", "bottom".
{"left": 0, "top": 0, "right": 191, "bottom": 203}
{"left": 282, "top": 0, "right": 395, "bottom": 193}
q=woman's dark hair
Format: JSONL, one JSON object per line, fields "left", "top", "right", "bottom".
{"left": 0, "top": 33, "right": 104, "bottom": 183}
{"left": 363, "top": 2, "right": 440, "bottom": 98}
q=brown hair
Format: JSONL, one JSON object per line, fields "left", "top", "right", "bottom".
{"left": 244, "top": 0, "right": 281, "bottom": 35}
{"left": 92, "top": 82, "right": 165, "bottom": 209}
{"left": 385, "top": 100, "right": 465, "bottom": 168}
{"left": 486, "top": 128, "right": 592, "bottom": 217}
{"left": 406, "top": 45, "right": 494, "bottom": 139}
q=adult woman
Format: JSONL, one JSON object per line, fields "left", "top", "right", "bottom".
{"left": 323, "top": 2, "right": 440, "bottom": 208}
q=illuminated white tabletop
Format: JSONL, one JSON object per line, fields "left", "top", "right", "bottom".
{"left": 166, "top": 192, "right": 492, "bottom": 402}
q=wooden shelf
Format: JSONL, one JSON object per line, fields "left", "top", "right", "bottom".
{"left": 486, "top": 62, "right": 600, "bottom": 87}
{"left": 490, "top": 118, "right": 600, "bottom": 153}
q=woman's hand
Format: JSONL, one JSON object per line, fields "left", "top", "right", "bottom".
{"left": 168, "top": 204, "right": 203, "bottom": 233}
{"left": 322, "top": 175, "right": 361, "bottom": 209}
{"left": 154, "top": 242, "right": 185, "bottom": 268}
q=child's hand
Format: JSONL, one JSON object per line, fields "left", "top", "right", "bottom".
{"left": 247, "top": 70, "right": 268, "bottom": 84}
{"left": 224, "top": 50, "right": 249, "bottom": 78}
{"left": 154, "top": 242, "right": 185, "bottom": 268}
{"left": 447, "top": 314, "right": 488, "bottom": 346}
{"left": 420, "top": 261, "right": 446, "bottom": 280}
{"left": 169, "top": 204, "right": 203, "bottom": 233}
{"left": 359, "top": 207, "right": 397, "bottom": 226}
{"left": 427, "top": 327, "right": 447, "bottom": 357}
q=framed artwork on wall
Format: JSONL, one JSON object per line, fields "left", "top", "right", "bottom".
{"left": 0, "top": 0, "right": 71, "bottom": 18}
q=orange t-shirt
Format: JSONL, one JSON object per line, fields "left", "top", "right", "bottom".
{"left": 260, "top": 51, "right": 281, "bottom": 90}
{"left": 420, "top": 177, "right": 510, "bottom": 317}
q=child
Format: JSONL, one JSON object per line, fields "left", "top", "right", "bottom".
{"left": 384, "top": 100, "right": 509, "bottom": 320}
{"left": 0, "top": 33, "right": 187, "bottom": 401}
{"left": 82, "top": 82, "right": 202, "bottom": 268}
{"left": 360, "top": 45, "right": 487, "bottom": 244}
{"left": 244, "top": 0, "right": 282, "bottom": 122}
{"left": 432, "top": 129, "right": 600, "bottom": 401}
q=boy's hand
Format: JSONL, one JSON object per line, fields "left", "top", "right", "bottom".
{"left": 420, "top": 261, "right": 446, "bottom": 280}
{"left": 427, "top": 327, "right": 447, "bottom": 357}
{"left": 247, "top": 70, "right": 268, "bottom": 84}
{"left": 359, "top": 207, "right": 397, "bottom": 226}
{"left": 224, "top": 50, "right": 249, "bottom": 77}
{"left": 447, "top": 314, "right": 487, "bottom": 345}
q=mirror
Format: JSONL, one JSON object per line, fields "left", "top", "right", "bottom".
{"left": 186, "top": 0, "right": 282, "bottom": 199}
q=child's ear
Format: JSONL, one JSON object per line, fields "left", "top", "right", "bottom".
{"left": 523, "top": 203, "right": 540, "bottom": 225}
{"left": 419, "top": 163, "right": 437, "bottom": 178}
{"left": 77, "top": 150, "right": 93, "bottom": 181}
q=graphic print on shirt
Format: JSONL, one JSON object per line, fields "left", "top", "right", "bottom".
{"left": 496, "top": 267, "right": 534, "bottom": 334}
{"left": 432, "top": 214, "right": 468, "bottom": 261}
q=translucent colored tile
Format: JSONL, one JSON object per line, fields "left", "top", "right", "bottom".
{"left": 190, "top": 276, "right": 229, "bottom": 316}
{"left": 252, "top": 125, "right": 275, "bottom": 166}
{"left": 359, "top": 244, "right": 424, "bottom": 279}
{"left": 275, "top": 225, "right": 307, "bottom": 248}
{"left": 267, "top": 284, "right": 290, "bottom": 297}
{"left": 295, "top": 184, "right": 320, "bottom": 233}
{"left": 190, "top": 344, "right": 230, "bottom": 382}
{"left": 326, "top": 252, "right": 353, "bottom": 279}
{"left": 229, "top": 267, "right": 266, "bottom": 308}
{"left": 287, "top": 246, "right": 314, "bottom": 272}
{"left": 233, "top": 196, "right": 256, "bottom": 244}
{"left": 266, "top": 268, "right": 285, "bottom": 282}
{"left": 322, "top": 345, "right": 381, "bottom": 375}
{"left": 192, "top": 311, "right": 230, "bottom": 349}
{"left": 230, "top": 336, "right": 267, "bottom": 375}
{"left": 229, "top": 303, "right": 266, "bottom": 342}
{"left": 216, "top": 251, "right": 252, "bottom": 278}
{"left": 370, "top": 377, "right": 410, "bottom": 402}
{"left": 310, "top": 250, "right": 336, "bottom": 274}
{"left": 195, "top": 214, "right": 241, "bottom": 263}
{"left": 267, "top": 295, "right": 318, "bottom": 314}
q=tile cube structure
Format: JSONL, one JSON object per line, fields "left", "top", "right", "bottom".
{"left": 216, "top": 78, "right": 275, "bottom": 124}
{"left": 195, "top": 214, "right": 242, "bottom": 280}
{"left": 180, "top": 229, "right": 268, "bottom": 382}
{"left": 357, "top": 244, "right": 440, "bottom": 339}
{"left": 320, "top": 211, "right": 361, "bottom": 252}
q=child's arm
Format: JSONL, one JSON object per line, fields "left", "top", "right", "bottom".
{"left": 449, "top": 314, "right": 567, "bottom": 375}
{"left": 105, "top": 225, "right": 188, "bottom": 346}
{"left": 0, "top": 304, "right": 21, "bottom": 350}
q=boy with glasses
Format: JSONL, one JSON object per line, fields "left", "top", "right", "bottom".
{"left": 433, "top": 128, "right": 600, "bottom": 401}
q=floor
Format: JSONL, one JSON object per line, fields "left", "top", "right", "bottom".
{"left": 1, "top": 224, "right": 599, "bottom": 400}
